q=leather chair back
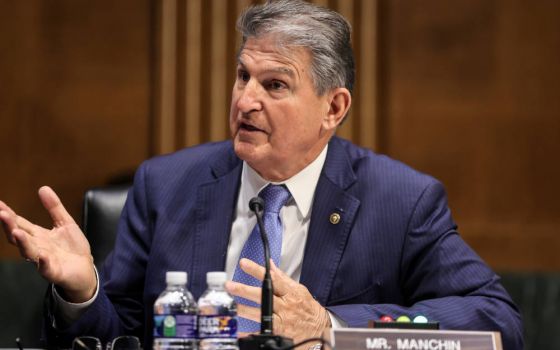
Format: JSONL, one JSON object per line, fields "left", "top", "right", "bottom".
{"left": 500, "top": 272, "right": 560, "bottom": 349}
{"left": 82, "top": 184, "right": 130, "bottom": 267}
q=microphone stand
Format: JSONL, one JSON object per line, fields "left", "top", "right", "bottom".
{"left": 238, "top": 197, "right": 294, "bottom": 350}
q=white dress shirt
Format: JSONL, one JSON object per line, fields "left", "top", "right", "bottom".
{"left": 226, "top": 145, "right": 327, "bottom": 282}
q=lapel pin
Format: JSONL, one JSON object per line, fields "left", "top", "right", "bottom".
{"left": 330, "top": 212, "right": 341, "bottom": 225}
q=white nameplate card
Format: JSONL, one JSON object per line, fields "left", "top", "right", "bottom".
{"left": 323, "top": 328, "right": 502, "bottom": 350}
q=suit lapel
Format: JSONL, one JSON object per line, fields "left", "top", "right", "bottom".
{"left": 300, "top": 138, "right": 360, "bottom": 305}
{"left": 190, "top": 146, "right": 242, "bottom": 297}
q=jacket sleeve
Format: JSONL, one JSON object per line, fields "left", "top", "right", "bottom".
{"left": 326, "top": 181, "right": 524, "bottom": 350}
{"left": 44, "top": 162, "right": 152, "bottom": 348}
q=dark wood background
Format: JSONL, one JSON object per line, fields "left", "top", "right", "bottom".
{"left": 380, "top": 0, "right": 560, "bottom": 271}
{"left": 1, "top": 0, "right": 559, "bottom": 271}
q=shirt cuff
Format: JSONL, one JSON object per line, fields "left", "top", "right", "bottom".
{"left": 327, "top": 309, "right": 347, "bottom": 328}
{"left": 52, "top": 265, "right": 100, "bottom": 328}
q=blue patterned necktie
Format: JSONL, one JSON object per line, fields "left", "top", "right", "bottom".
{"left": 232, "top": 184, "right": 291, "bottom": 332}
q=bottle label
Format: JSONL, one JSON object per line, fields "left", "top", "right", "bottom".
{"left": 198, "top": 315, "right": 237, "bottom": 339}
{"left": 154, "top": 314, "right": 198, "bottom": 339}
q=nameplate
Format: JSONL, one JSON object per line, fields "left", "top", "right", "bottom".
{"left": 323, "top": 328, "right": 503, "bottom": 350}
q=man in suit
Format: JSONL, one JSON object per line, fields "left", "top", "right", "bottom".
{"left": 0, "top": 0, "right": 523, "bottom": 349}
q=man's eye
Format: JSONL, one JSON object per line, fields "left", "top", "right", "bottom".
{"left": 238, "top": 70, "right": 250, "bottom": 82}
{"left": 268, "top": 80, "right": 287, "bottom": 90}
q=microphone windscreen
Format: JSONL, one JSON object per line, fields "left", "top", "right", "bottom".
{"left": 249, "top": 196, "right": 265, "bottom": 212}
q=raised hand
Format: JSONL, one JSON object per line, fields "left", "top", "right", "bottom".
{"left": 226, "top": 258, "right": 331, "bottom": 344}
{"left": 0, "top": 186, "right": 96, "bottom": 302}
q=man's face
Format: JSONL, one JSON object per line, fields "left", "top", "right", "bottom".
{"left": 229, "top": 35, "right": 335, "bottom": 181}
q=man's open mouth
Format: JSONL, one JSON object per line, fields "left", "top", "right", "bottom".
{"left": 240, "top": 123, "right": 264, "bottom": 132}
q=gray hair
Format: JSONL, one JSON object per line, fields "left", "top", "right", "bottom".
{"left": 236, "top": 0, "right": 355, "bottom": 96}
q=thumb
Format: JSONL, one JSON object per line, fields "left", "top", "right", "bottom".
{"left": 38, "top": 186, "right": 76, "bottom": 227}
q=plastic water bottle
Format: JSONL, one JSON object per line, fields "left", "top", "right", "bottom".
{"left": 198, "top": 272, "right": 238, "bottom": 350}
{"left": 153, "top": 271, "right": 198, "bottom": 350}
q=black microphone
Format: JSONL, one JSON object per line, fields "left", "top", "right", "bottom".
{"left": 238, "top": 197, "right": 294, "bottom": 350}
{"left": 248, "top": 196, "right": 273, "bottom": 334}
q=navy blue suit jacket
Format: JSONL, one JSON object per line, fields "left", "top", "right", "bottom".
{"left": 48, "top": 137, "right": 523, "bottom": 349}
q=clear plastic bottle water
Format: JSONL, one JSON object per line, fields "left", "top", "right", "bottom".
{"left": 153, "top": 271, "right": 198, "bottom": 350}
{"left": 198, "top": 272, "right": 238, "bottom": 350}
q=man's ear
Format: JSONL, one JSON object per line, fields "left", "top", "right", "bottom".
{"left": 322, "top": 88, "right": 351, "bottom": 131}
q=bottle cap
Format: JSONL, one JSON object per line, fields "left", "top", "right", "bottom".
{"left": 166, "top": 271, "right": 187, "bottom": 285}
{"left": 207, "top": 271, "right": 227, "bottom": 285}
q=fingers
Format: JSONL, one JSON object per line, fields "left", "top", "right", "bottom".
{"left": 12, "top": 228, "right": 40, "bottom": 261}
{"left": 236, "top": 303, "right": 261, "bottom": 323}
{"left": 0, "top": 201, "right": 17, "bottom": 240}
{"left": 0, "top": 203, "right": 40, "bottom": 244}
{"left": 38, "top": 186, "right": 76, "bottom": 227}
{"left": 269, "top": 260, "right": 296, "bottom": 297}
{"left": 236, "top": 258, "right": 296, "bottom": 298}
{"left": 0, "top": 209, "right": 15, "bottom": 244}
{"left": 15, "top": 214, "right": 38, "bottom": 234}
{"left": 231, "top": 259, "right": 298, "bottom": 313}
{"left": 238, "top": 258, "right": 265, "bottom": 281}
{"left": 0, "top": 200, "right": 16, "bottom": 217}
{"left": 226, "top": 280, "right": 262, "bottom": 304}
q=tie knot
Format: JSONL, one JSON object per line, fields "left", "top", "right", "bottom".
{"left": 259, "top": 184, "right": 291, "bottom": 214}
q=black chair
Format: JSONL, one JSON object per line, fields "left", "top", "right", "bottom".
{"left": 0, "top": 260, "right": 47, "bottom": 347}
{"left": 500, "top": 272, "right": 560, "bottom": 350}
{"left": 82, "top": 184, "right": 130, "bottom": 268}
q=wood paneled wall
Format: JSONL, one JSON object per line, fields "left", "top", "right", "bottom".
{"left": 0, "top": 0, "right": 152, "bottom": 258}
{"left": 380, "top": 0, "right": 560, "bottom": 270}
{"left": 1, "top": 0, "right": 558, "bottom": 271}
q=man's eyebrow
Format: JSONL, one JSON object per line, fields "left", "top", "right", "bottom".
{"left": 237, "top": 59, "right": 296, "bottom": 79}
{"left": 268, "top": 66, "right": 295, "bottom": 78}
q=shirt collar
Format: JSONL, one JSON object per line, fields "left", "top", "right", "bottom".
{"left": 240, "top": 145, "right": 328, "bottom": 219}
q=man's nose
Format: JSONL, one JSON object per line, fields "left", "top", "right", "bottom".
{"left": 236, "top": 81, "right": 262, "bottom": 113}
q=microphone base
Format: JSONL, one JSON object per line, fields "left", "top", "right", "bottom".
{"left": 238, "top": 334, "right": 294, "bottom": 350}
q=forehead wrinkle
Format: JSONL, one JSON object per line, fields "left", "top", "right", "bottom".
{"left": 238, "top": 54, "right": 300, "bottom": 80}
